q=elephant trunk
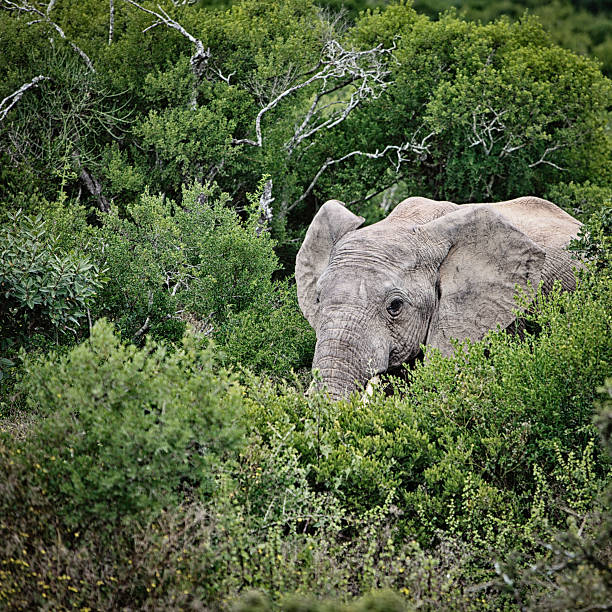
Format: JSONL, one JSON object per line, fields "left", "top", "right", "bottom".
{"left": 312, "top": 310, "right": 389, "bottom": 400}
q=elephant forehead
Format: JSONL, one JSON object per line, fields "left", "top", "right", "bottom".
{"left": 318, "top": 260, "right": 433, "bottom": 304}
{"left": 331, "top": 233, "right": 420, "bottom": 270}
{"left": 317, "top": 271, "right": 394, "bottom": 304}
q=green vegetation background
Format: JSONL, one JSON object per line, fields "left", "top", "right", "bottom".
{"left": 0, "top": 0, "right": 610, "bottom": 609}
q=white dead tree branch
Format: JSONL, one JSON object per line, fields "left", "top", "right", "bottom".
{"left": 468, "top": 106, "right": 508, "bottom": 156}
{"left": 288, "top": 129, "right": 436, "bottom": 213}
{"left": 285, "top": 40, "right": 396, "bottom": 155}
{"left": 2, "top": 0, "right": 96, "bottom": 72}
{"left": 256, "top": 178, "right": 274, "bottom": 236}
{"left": 233, "top": 39, "right": 396, "bottom": 150}
{"left": 0, "top": 75, "right": 48, "bottom": 122}
{"left": 123, "top": 0, "right": 221, "bottom": 109}
{"left": 468, "top": 104, "right": 567, "bottom": 172}
{"left": 528, "top": 144, "right": 566, "bottom": 171}
{"left": 246, "top": 66, "right": 299, "bottom": 107}
{"left": 108, "top": 0, "right": 114, "bottom": 44}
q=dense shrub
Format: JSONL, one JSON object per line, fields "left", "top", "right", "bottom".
{"left": 0, "top": 208, "right": 101, "bottom": 362}
{"left": 218, "top": 279, "right": 315, "bottom": 376}
{"left": 0, "top": 432, "right": 505, "bottom": 611}
{"left": 92, "top": 180, "right": 314, "bottom": 375}
{"left": 95, "top": 181, "right": 280, "bottom": 337}
{"left": 12, "top": 319, "right": 244, "bottom": 527}
{"left": 245, "top": 267, "right": 612, "bottom": 548}
{"left": 546, "top": 180, "right": 612, "bottom": 221}
{"left": 1, "top": 259, "right": 610, "bottom": 611}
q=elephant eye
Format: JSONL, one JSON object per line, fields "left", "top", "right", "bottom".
{"left": 386, "top": 298, "right": 403, "bottom": 317}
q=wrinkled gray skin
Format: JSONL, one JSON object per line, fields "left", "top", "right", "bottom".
{"left": 296, "top": 197, "right": 582, "bottom": 399}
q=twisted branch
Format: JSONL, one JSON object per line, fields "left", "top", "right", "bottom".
{"left": 2, "top": 0, "right": 95, "bottom": 72}
{"left": 0, "top": 75, "right": 48, "bottom": 122}
{"left": 288, "top": 129, "right": 436, "bottom": 212}
{"left": 233, "top": 39, "right": 396, "bottom": 150}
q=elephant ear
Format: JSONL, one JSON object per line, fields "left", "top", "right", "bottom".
{"left": 423, "top": 206, "right": 546, "bottom": 356}
{"left": 296, "top": 200, "right": 364, "bottom": 326}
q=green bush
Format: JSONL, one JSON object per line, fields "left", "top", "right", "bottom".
{"left": 93, "top": 180, "right": 314, "bottom": 376}
{"left": 218, "top": 279, "right": 315, "bottom": 376}
{"left": 0, "top": 208, "right": 101, "bottom": 358}
{"left": 94, "top": 181, "right": 279, "bottom": 340}
{"left": 233, "top": 589, "right": 411, "bottom": 611}
{"left": 245, "top": 267, "right": 612, "bottom": 548}
{"left": 13, "top": 319, "right": 245, "bottom": 527}
{"left": 339, "top": 10, "right": 612, "bottom": 208}
{"left": 490, "top": 378, "right": 612, "bottom": 611}
{"left": 546, "top": 180, "right": 612, "bottom": 221}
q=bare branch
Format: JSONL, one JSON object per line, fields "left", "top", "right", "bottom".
{"left": 2, "top": 0, "right": 96, "bottom": 72}
{"left": 0, "top": 75, "right": 48, "bottom": 122}
{"left": 468, "top": 105, "right": 568, "bottom": 174}
{"left": 285, "top": 40, "right": 396, "bottom": 155}
{"left": 3, "top": 0, "right": 95, "bottom": 72}
{"left": 256, "top": 178, "right": 274, "bottom": 236}
{"left": 288, "top": 130, "right": 436, "bottom": 212}
{"left": 132, "top": 290, "right": 154, "bottom": 342}
{"left": 79, "top": 167, "right": 111, "bottom": 212}
{"left": 528, "top": 144, "right": 566, "bottom": 171}
{"left": 209, "top": 66, "right": 235, "bottom": 85}
{"left": 108, "top": 0, "right": 114, "bottom": 45}
{"left": 123, "top": 0, "right": 202, "bottom": 48}
{"left": 245, "top": 65, "right": 300, "bottom": 107}
{"left": 73, "top": 150, "right": 110, "bottom": 212}
{"left": 123, "top": 0, "right": 210, "bottom": 109}
{"left": 233, "top": 39, "right": 396, "bottom": 150}
{"left": 468, "top": 106, "right": 507, "bottom": 155}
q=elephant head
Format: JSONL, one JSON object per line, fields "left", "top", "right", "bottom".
{"left": 295, "top": 197, "right": 564, "bottom": 399}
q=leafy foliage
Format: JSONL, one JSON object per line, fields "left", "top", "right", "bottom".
{"left": 0, "top": 208, "right": 101, "bottom": 353}
{"left": 13, "top": 318, "right": 244, "bottom": 527}
{"left": 90, "top": 180, "right": 314, "bottom": 375}
{"left": 93, "top": 181, "right": 279, "bottom": 339}
{"left": 0, "top": 0, "right": 611, "bottom": 610}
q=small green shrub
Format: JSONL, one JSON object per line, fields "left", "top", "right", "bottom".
{"left": 218, "top": 279, "right": 315, "bottom": 376}
{"left": 94, "top": 181, "right": 279, "bottom": 340}
{"left": 93, "top": 180, "right": 314, "bottom": 376}
{"left": 232, "top": 589, "right": 411, "bottom": 611}
{"left": 570, "top": 206, "right": 612, "bottom": 270}
{"left": 545, "top": 180, "right": 612, "bottom": 221}
{"left": 13, "top": 318, "right": 245, "bottom": 528}
{"left": 0, "top": 209, "right": 101, "bottom": 352}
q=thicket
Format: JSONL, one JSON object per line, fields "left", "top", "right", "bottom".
{"left": 1, "top": 265, "right": 611, "bottom": 609}
{"left": 0, "top": 0, "right": 611, "bottom": 610}
{"left": 1, "top": 1, "right": 610, "bottom": 265}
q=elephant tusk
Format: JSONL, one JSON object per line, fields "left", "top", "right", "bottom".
{"left": 361, "top": 375, "right": 381, "bottom": 404}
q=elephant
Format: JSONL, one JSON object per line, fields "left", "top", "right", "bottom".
{"left": 295, "top": 196, "right": 582, "bottom": 399}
